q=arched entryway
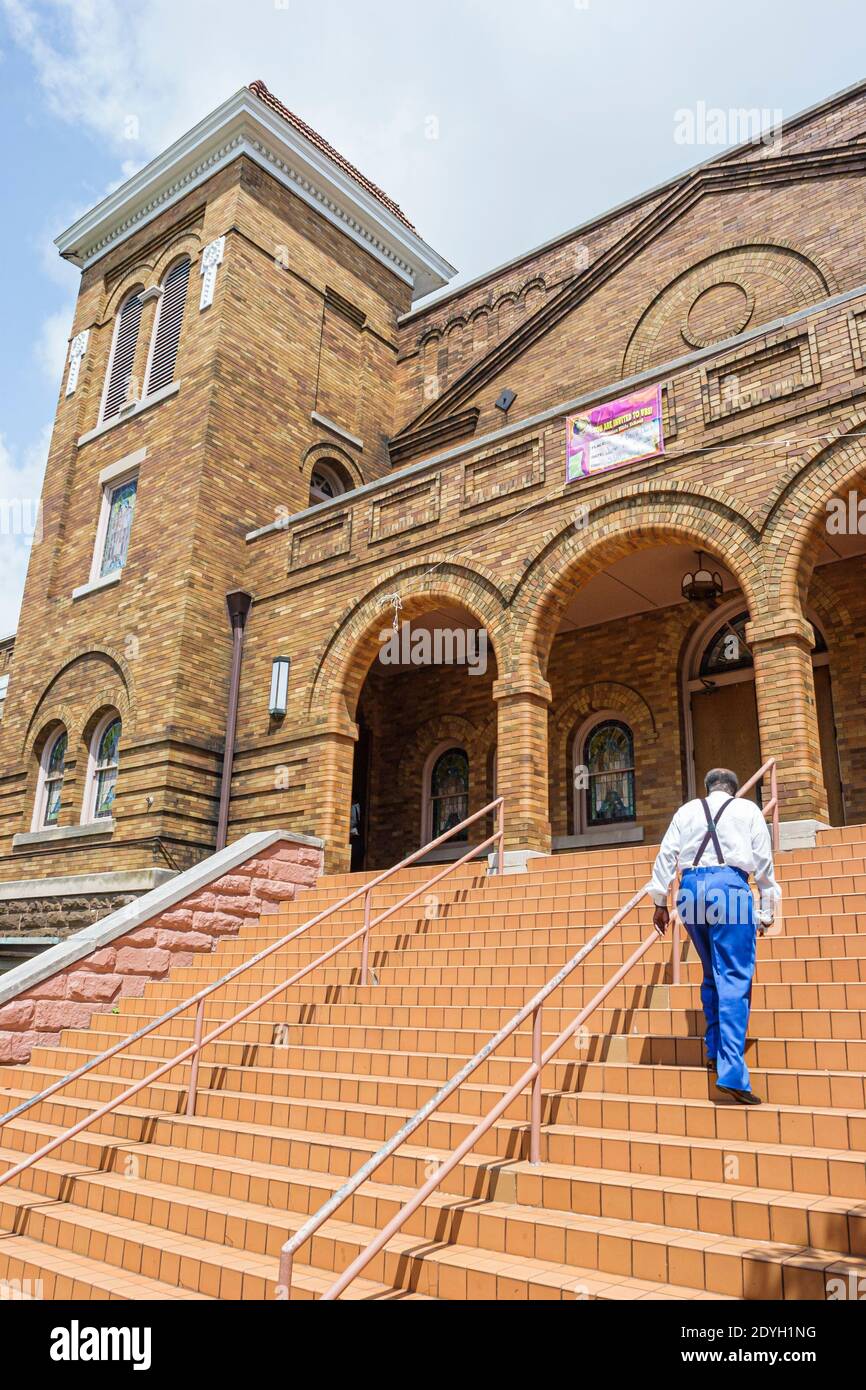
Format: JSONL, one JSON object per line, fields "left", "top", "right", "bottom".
{"left": 536, "top": 535, "right": 758, "bottom": 850}
{"left": 306, "top": 562, "right": 507, "bottom": 872}
{"left": 353, "top": 611, "right": 498, "bottom": 869}
{"left": 683, "top": 601, "right": 844, "bottom": 823}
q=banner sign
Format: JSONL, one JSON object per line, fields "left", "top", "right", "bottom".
{"left": 566, "top": 384, "right": 665, "bottom": 481}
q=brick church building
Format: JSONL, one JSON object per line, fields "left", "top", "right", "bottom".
{"left": 2, "top": 77, "right": 866, "bottom": 934}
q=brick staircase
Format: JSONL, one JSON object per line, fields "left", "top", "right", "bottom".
{"left": 1, "top": 828, "right": 865, "bottom": 1302}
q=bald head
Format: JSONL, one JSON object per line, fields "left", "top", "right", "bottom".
{"left": 705, "top": 768, "right": 739, "bottom": 797}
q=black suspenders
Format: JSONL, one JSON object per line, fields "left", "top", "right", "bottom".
{"left": 692, "top": 797, "right": 734, "bottom": 868}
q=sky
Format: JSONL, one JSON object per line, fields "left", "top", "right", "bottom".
{"left": 0, "top": 0, "right": 864, "bottom": 636}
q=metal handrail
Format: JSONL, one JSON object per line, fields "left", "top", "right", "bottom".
{"left": 0, "top": 797, "right": 505, "bottom": 1190}
{"left": 281, "top": 758, "right": 780, "bottom": 1300}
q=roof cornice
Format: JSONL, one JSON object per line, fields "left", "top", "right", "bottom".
{"left": 54, "top": 87, "right": 456, "bottom": 300}
{"left": 402, "top": 75, "right": 866, "bottom": 324}
{"left": 397, "top": 141, "right": 866, "bottom": 433}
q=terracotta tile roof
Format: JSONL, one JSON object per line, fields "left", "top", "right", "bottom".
{"left": 248, "top": 80, "right": 416, "bottom": 231}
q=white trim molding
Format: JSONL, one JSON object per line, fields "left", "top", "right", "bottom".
{"left": 82, "top": 456, "right": 141, "bottom": 593}
{"left": 199, "top": 236, "right": 225, "bottom": 309}
{"left": 30, "top": 727, "right": 69, "bottom": 833}
{"left": 65, "top": 330, "right": 89, "bottom": 396}
{"left": 81, "top": 712, "right": 122, "bottom": 826}
{"left": 311, "top": 412, "right": 364, "bottom": 451}
{"left": 0, "top": 867, "right": 175, "bottom": 903}
{"left": 79, "top": 380, "right": 180, "bottom": 448}
{"left": 72, "top": 571, "right": 122, "bottom": 602}
{"left": 14, "top": 819, "right": 115, "bottom": 850}
{"left": 99, "top": 446, "right": 148, "bottom": 487}
{"left": 54, "top": 88, "right": 455, "bottom": 301}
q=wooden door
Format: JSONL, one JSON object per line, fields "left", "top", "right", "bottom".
{"left": 814, "top": 665, "right": 845, "bottom": 826}
{"left": 691, "top": 679, "right": 762, "bottom": 803}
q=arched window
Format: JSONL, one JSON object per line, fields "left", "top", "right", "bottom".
{"left": 699, "top": 611, "right": 753, "bottom": 677}
{"left": 309, "top": 459, "right": 351, "bottom": 506}
{"left": 101, "top": 290, "right": 144, "bottom": 422}
{"left": 429, "top": 747, "right": 469, "bottom": 841}
{"left": 34, "top": 728, "right": 68, "bottom": 830}
{"left": 145, "top": 257, "right": 191, "bottom": 395}
{"left": 583, "top": 720, "right": 636, "bottom": 828}
{"left": 84, "top": 715, "right": 122, "bottom": 823}
{"left": 699, "top": 609, "right": 826, "bottom": 678}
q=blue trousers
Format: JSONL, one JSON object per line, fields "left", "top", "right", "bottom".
{"left": 676, "top": 866, "right": 757, "bottom": 1092}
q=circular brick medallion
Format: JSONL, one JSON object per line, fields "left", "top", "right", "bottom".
{"left": 682, "top": 281, "right": 754, "bottom": 348}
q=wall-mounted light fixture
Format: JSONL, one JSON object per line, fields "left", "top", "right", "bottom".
{"left": 269, "top": 656, "right": 291, "bottom": 718}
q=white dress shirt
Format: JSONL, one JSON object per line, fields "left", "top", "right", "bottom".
{"left": 650, "top": 789, "right": 782, "bottom": 920}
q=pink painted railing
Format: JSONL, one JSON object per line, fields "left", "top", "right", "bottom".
{"left": 281, "top": 759, "right": 780, "bottom": 1300}
{"left": 0, "top": 798, "right": 505, "bottom": 1191}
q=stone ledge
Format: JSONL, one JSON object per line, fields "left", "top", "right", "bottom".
{"left": 77, "top": 381, "right": 180, "bottom": 447}
{"left": 553, "top": 826, "right": 646, "bottom": 850}
{"left": 0, "top": 868, "right": 174, "bottom": 903}
{"left": 0, "top": 829, "right": 324, "bottom": 1014}
{"left": 779, "top": 819, "right": 830, "bottom": 851}
{"left": 72, "top": 571, "right": 123, "bottom": 602}
{"left": 13, "top": 820, "right": 116, "bottom": 849}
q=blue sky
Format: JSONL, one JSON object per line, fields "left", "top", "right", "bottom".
{"left": 0, "top": 0, "right": 864, "bottom": 635}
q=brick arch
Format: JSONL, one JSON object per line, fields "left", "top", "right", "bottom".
{"left": 101, "top": 229, "right": 202, "bottom": 320}
{"left": 102, "top": 274, "right": 148, "bottom": 322}
{"left": 307, "top": 560, "right": 510, "bottom": 723}
{"left": 149, "top": 230, "right": 202, "bottom": 285}
{"left": 23, "top": 705, "right": 79, "bottom": 763}
{"left": 512, "top": 485, "right": 766, "bottom": 681}
{"left": 806, "top": 568, "right": 855, "bottom": 636}
{"left": 23, "top": 646, "right": 134, "bottom": 756}
{"left": 396, "top": 713, "right": 496, "bottom": 803}
{"left": 763, "top": 414, "right": 866, "bottom": 608}
{"left": 622, "top": 242, "right": 833, "bottom": 376}
{"left": 300, "top": 440, "right": 364, "bottom": 491}
{"left": 551, "top": 685, "right": 657, "bottom": 839}
{"left": 552, "top": 683, "right": 658, "bottom": 744}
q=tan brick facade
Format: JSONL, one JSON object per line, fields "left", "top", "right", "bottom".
{"left": 4, "top": 78, "right": 866, "bottom": 898}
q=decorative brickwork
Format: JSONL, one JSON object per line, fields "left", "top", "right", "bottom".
{"left": 0, "top": 838, "right": 323, "bottom": 1065}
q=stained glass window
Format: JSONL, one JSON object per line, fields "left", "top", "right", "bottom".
{"left": 310, "top": 461, "right": 349, "bottom": 505}
{"left": 699, "top": 612, "right": 753, "bottom": 676}
{"left": 92, "top": 717, "right": 121, "bottom": 820}
{"left": 583, "top": 720, "right": 636, "bottom": 828}
{"left": 430, "top": 747, "right": 469, "bottom": 841}
{"left": 700, "top": 611, "right": 825, "bottom": 677}
{"left": 42, "top": 730, "right": 67, "bottom": 828}
{"left": 100, "top": 479, "right": 137, "bottom": 578}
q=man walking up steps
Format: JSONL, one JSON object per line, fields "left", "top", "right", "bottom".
{"left": 650, "top": 768, "right": 781, "bottom": 1105}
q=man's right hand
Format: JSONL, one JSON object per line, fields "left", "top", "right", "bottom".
{"left": 653, "top": 906, "right": 670, "bottom": 936}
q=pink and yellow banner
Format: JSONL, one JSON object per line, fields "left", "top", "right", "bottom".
{"left": 566, "top": 385, "right": 665, "bottom": 481}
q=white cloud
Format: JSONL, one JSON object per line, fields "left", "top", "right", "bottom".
{"left": 34, "top": 301, "right": 74, "bottom": 389}
{"left": 0, "top": 426, "right": 51, "bottom": 636}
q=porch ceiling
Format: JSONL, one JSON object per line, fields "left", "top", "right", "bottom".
{"left": 556, "top": 533, "right": 866, "bottom": 634}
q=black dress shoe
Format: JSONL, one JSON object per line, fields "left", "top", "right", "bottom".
{"left": 716, "top": 1084, "right": 762, "bottom": 1105}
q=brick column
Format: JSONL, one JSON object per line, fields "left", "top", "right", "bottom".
{"left": 309, "top": 720, "right": 358, "bottom": 872}
{"left": 493, "top": 674, "right": 552, "bottom": 855}
{"left": 748, "top": 611, "right": 829, "bottom": 824}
